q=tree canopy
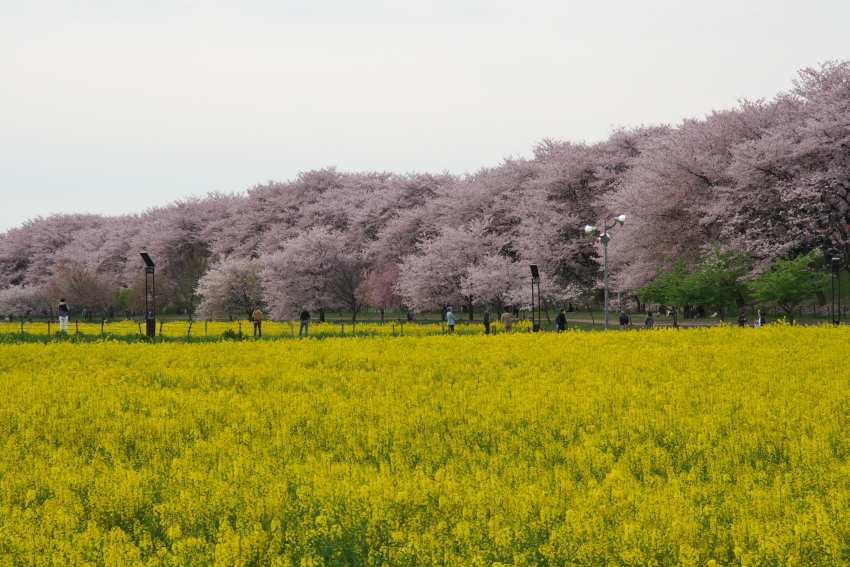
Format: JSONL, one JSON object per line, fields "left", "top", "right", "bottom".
{"left": 1, "top": 62, "right": 849, "bottom": 317}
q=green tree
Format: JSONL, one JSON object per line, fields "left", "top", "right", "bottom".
{"left": 687, "top": 243, "right": 750, "bottom": 321}
{"left": 638, "top": 243, "right": 749, "bottom": 322}
{"left": 637, "top": 258, "right": 695, "bottom": 313}
{"left": 749, "top": 250, "right": 830, "bottom": 325}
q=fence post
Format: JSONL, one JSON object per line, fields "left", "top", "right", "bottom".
{"left": 205, "top": 321, "right": 208, "bottom": 337}
{"left": 101, "top": 319, "right": 105, "bottom": 336}
{"left": 75, "top": 321, "right": 79, "bottom": 334}
{"left": 47, "top": 320, "right": 51, "bottom": 334}
{"left": 188, "top": 322, "right": 192, "bottom": 337}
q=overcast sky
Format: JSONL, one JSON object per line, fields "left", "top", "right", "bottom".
{"left": 2, "top": 0, "right": 849, "bottom": 232}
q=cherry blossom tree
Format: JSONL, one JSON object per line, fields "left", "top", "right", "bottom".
{"left": 195, "top": 257, "right": 264, "bottom": 320}
{"left": 47, "top": 263, "right": 117, "bottom": 316}
{"left": 0, "top": 285, "right": 51, "bottom": 318}
{"left": 0, "top": 213, "right": 107, "bottom": 286}
{"left": 261, "top": 228, "right": 366, "bottom": 321}
{"left": 2, "top": 60, "right": 849, "bottom": 309}
{"left": 356, "top": 264, "right": 403, "bottom": 320}
{"left": 459, "top": 255, "right": 525, "bottom": 316}
{"left": 396, "top": 220, "right": 506, "bottom": 320}
{"left": 724, "top": 61, "right": 850, "bottom": 269}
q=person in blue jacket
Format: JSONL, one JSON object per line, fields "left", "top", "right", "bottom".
{"left": 446, "top": 308, "right": 456, "bottom": 333}
{"left": 555, "top": 309, "right": 567, "bottom": 332}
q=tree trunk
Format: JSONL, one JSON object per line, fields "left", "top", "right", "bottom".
{"left": 584, "top": 303, "right": 595, "bottom": 326}
{"left": 319, "top": 307, "right": 326, "bottom": 322}
{"left": 467, "top": 302, "right": 474, "bottom": 321}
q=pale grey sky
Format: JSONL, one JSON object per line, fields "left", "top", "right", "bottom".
{"left": 2, "top": 0, "right": 849, "bottom": 231}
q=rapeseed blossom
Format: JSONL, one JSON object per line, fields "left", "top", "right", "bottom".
{"left": 0, "top": 325, "right": 848, "bottom": 565}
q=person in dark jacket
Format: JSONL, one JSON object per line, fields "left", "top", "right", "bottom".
{"left": 619, "top": 311, "right": 630, "bottom": 330}
{"left": 555, "top": 309, "right": 567, "bottom": 332}
{"left": 58, "top": 298, "right": 70, "bottom": 332}
{"left": 482, "top": 307, "right": 491, "bottom": 335}
{"left": 299, "top": 306, "right": 310, "bottom": 336}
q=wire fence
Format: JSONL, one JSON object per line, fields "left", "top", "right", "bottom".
{"left": 0, "top": 319, "right": 536, "bottom": 339}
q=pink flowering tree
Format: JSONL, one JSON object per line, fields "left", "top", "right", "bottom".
{"left": 195, "top": 257, "right": 264, "bottom": 320}
{"left": 396, "top": 220, "right": 506, "bottom": 320}
{"left": 261, "top": 227, "right": 367, "bottom": 321}
{"left": 356, "top": 264, "right": 402, "bottom": 320}
{"left": 459, "top": 255, "right": 525, "bottom": 316}
{"left": 0, "top": 285, "right": 52, "bottom": 318}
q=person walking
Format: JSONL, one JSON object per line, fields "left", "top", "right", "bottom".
{"left": 500, "top": 309, "right": 513, "bottom": 333}
{"left": 58, "top": 298, "right": 70, "bottom": 332}
{"left": 555, "top": 308, "right": 567, "bottom": 332}
{"left": 619, "top": 311, "right": 630, "bottom": 330}
{"left": 252, "top": 306, "right": 263, "bottom": 337}
{"left": 299, "top": 306, "right": 310, "bottom": 337}
{"left": 482, "top": 306, "right": 491, "bottom": 335}
{"left": 644, "top": 311, "right": 655, "bottom": 330}
{"left": 754, "top": 309, "right": 766, "bottom": 327}
{"left": 446, "top": 308, "right": 456, "bottom": 333}
{"left": 737, "top": 311, "right": 748, "bottom": 327}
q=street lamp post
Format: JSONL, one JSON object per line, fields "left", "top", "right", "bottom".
{"left": 584, "top": 215, "right": 626, "bottom": 330}
{"left": 530, "top": 264, "right": 541, "bottom": 332}
{"left": 140, "top": 251, "right": 156, "bottom": 337}
{"left": 832, "top": 256, "right": 841, "bottom": 325}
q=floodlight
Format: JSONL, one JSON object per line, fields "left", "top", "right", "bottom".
{"left": 140, "top": 251, "right": 155, "bottom": 268}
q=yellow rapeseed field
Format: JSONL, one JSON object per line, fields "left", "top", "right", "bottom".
{"left": 1, "top": 325, "right": 849, "bottom": 566}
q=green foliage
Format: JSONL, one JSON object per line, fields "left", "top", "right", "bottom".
{"left": 687, "top": 243, "right": 750, "bottom": 319}
{"left": 638, "top": 243, "right": 749, "bottom": 320}
{"left": 750, "top": 250, "right": 830, "bottom": 324}
{"left": 637, "top": 258, "right": 694, "bottom": 309}
{"left": 220, "top": 329, "right": 248, "bottom": 341}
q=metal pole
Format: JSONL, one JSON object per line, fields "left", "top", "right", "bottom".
{"left": 152, "top": 269, "right": 156, "bottom": 336}
{"left": 144, "top": 270, "right": 149, "bottom": 322}
{"left": 531, "top": 277, "right": 535, "bottom": 331}
{"left": 537, "top": 278, "right": 543, "bottom": 329}
{"left": 838, "top": 262, "right": 842, "bottom": 324}
{"left": 833, "top": 263, "right": 838, "bottom": 325}
{"left": 604, "top": 239, "right": 609, "bottom": 330}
